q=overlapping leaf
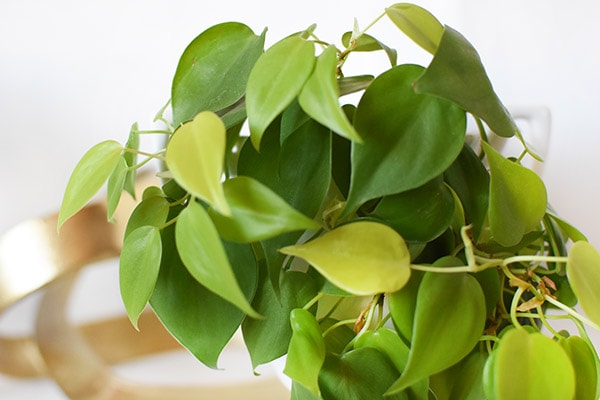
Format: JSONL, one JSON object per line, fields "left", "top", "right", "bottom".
{"left": 385, "top": 3, "right": 444, "bottom": 55}
{"left": 166, "top": 111, "right": 230, "bottom": 215}
{"left": 280, "top": 221, "right": 411, "bottom": 296}
{"left": 171, "top": 22, "right": 265, "bottom": 126}
{"left": 567, "top": 241, "right": 600, "bottom": 327}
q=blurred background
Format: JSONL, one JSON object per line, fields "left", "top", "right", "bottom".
{"left": 1, "top": 0, "right": 599, "bottom": 397}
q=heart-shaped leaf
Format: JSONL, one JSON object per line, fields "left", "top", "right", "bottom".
{"left": 246, "top": 35, "right": 315, "bottom": 149}
{"left": 414, "top": 26, "right": 516, "bottom": 138}
{"left": 166, "top": 111, "right": 230, "bottom": 215}
{"left": 58, "top": 140, "right": 123, "bottom": 230}
{"left": 385, "top": 3, "right": 444, "bottom": 55}
{"left": 318, "top": 347, "right": 405, "bottom": 400}
{"left": 280, "top": 221, "right": 411, "bottom": 296}
{"left": 285, "top": 308, "right": 325, "bottom": 396}
{"left": 559, "top": 335, "right": 599, "bottom": 400}
{"left": 483, "top": 328, "right": 575, "bottom": 400}
{"left": 209, "top": 176, "right": 320, "bottom": 242}
{"left": 345, "top": 64, "right": 465, "bottom": 216}
{"left": 567, "top": 241, "right": 600, "bottom": 327}
{"left": 483, "top": 141, "right": 547, "bottom": 247}
{"left": 298, "top": 45, "right": 362, "bottom": 143}
{"left": 119, "top": 226, "right": 162, "bottom": 329}
{"left": 175, "top": 200, "right": 259, "bottom": 318}
{"left": 171, "top": 22, "right": 265, "bottom": 126}
{"left": 387, "top": 272, "right": 486, "bottom": 394}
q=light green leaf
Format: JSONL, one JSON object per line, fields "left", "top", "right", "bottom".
{"left": 280, "top": 221, "right": 411, "bottom": 296}
{"left": 171, "top": 22, "right": 265, "bottom": 126}
{"left": 386, "top": 272, "right": 486, "bottom": 394}
{"left": 559, "top": 335, "right": 599, "bottom": 400}
{"left": 175, "top": 200, "right": 260, "bottom": 318}
{"left": 119, "top": 226, "right": 162, "bottom": 329}
{"left": 415, "top": 26, "right": 517, "bottom": 137}
{"left": 483, "top": 141, "right": 547, "bottom": 247}
{"left": 124, "top": 195, "right": 170, "bottom": 238}
{"left": 385, "top": 3, "right": 444, "bottom": 55}
{"left": 298, "top": 46, "right": 362, "bottom": 143}
{"left": 483, "top": 329, "right": 575, "bottom": 400}
{"left": 166, "top": 111, "right": 230, "bottom": 216}
{"left": 106, "top": 156, "right": 128, "bottom": 222}
{"left": 285, "top": 308, "right": 325, "bottom": 396}
{"left": 246, "top": 35, "right": 315, "bottom": 149}
{"left": 430, "top": 351, "right": 487, "bottom": 400}
{"left": 58, "top": 140, "right": 123, "bottom": 230}
{"left": 548, "top": 211, "right": 588, "bottom": 242}
{"left": 338, "top": 75, "right": 374, "bottom": 97}
{"left": 123, "top": 123, "right": 139, "bottom": 198}
{"left": 568, "top": 241, "right": 600, "bottom": 327}
{"left": 209, "top": 176, "right": 320, "bottom": 242}
{"left": 345, "top": 64, "right": 465, "bottom": 216}
{"left": 341, "top": 32, "right": 397, "bottom": 66}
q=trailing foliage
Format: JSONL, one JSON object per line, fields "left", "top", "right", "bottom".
{"left": 60, "top": 3, "right": 600, "bottom": 399}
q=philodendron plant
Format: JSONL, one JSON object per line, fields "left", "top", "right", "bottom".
{"left": 58, "top": 3, "right": 600, "bottom": 399}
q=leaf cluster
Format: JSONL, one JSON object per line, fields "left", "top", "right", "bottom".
{"left": 59, "top": 3, "right": 600, "bottom": 399}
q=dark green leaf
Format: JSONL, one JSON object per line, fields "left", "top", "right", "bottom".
{"left": 415, "top": 26, "right": 517, "bottom": 137}
{"left": 171, "top": 22, "right": 265, "bottom": 126}
{"left": 430, "top": 351, "right": 487, "bottom": 400}
{"left": 242, "top": 269, "right": 318, "bottom": 369}
{"left": 370, "top": 176, "right": 455, "bottom": 242}
{"left": 388, "top": 271, "right": 424, "bottom": 345}
{"left": 150, "top": 223, "right": 258, "bottom": 368}
{"left": 119, "top": 226, "right": 162, "bottom": 329}
{"left": 345, "top": 64, "right": 465, "bottom": 216}
{"left": 338, "top": 75, "right": 374, "bottom": 97}
{"left": 175, "top": 200, "right": 260, "bottom": 318}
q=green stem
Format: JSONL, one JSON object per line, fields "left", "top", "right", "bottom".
{"left": 304, "top": 292, "right": 325, "bottom": 311}
{"left": 322, "top": 319, "right": 357, "bottom": 338}
{"left": 544, "top": 295, "right": 600, "bottom": 331}
{"left": 510, "top": 286, "right": 526, "bottom": 328}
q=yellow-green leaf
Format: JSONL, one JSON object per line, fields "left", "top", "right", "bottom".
{"left": 568, "top": 241, "right": 600, "bottom": 326}
{"left": 559, "top": 335, "right": 599, "bottom": 400}
{"left": 298, "top": 45, "right": 362, "bottom": 143}
{"left": 246, "top": 35, "right": 315, "bottom": 149}
{"left": 385, "top": 3, "right": 444, "bottom": 55}
{"left": 166, "top": 111, "right": 230, "bottom": 215}
{"left": 106, "top": 156, "right": 128, "bottom": 222}
{"left": 58, "top": 140, "right": 123, "bottom": 230}
{"left": 176, "top": 200, "right": 260, "bottom": 318}
{"left": 280, "top": 221, "right": 411, "bottom": 295}
{"left": 119, "top": 226, "right": 162, "bottom": 329}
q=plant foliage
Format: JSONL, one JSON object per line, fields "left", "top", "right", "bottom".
{"left": 60, "top": 3, "right": 600, "bottom": 399}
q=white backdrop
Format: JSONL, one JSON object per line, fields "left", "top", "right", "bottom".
{"left": 1, "top": 0, "right": 599, "bottom": 397}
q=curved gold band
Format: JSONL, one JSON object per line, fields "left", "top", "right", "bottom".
{"left": 0, "top": 179, "right": 288, "bottom": 399}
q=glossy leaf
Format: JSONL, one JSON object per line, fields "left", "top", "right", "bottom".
{"left": 430, "top": 351, "right": 487, "bottom": 400}
{"left": 280, "top": 221, "right": 411, "bottom": 296}
{"left": 298, "top": 45, "right": 362, "bottom": 143}
{"left": 166, "top": 111, "right": 230, "bottom": 215}
{"left": 483, "top": 141, "right": 547, "bottom": 247}
{"left": 567, "top": 241, "right": 600, "bottom": 326}
{"left": 242, "top": 269, "right": 317, "bottom": 369}
{"left": 150, "top": 222, "right": 258, "bottom": 368}
{"left": 341, "top": 32, "right": 397, "bottom": 67}
{"left": 483, "top": 329, "right": 575, "bottom": 400}
{"left": 559, "top": 335, "right": 599, "bottom": 400}
{"left": 415, "top": 26, "right": 517, "bottom": 137}
{"left": 124, "top": 195, "right": 170, "bottom": 238}
{"left": 246, "top": 35, "right": 315, "bottom": 149}
{"left": 370, "top": 176, "right": 454, "bottom": 242}
{"left": 106, "top": 156, "right": 128, "bottom": 221}
{"left": 387, "top": 272, "right": 486, "bottom": 394}
{"left": 119, "top": 226, "right": 162, "bottom": 329}
{"left": 171, "top": 22, "right": 265, "bottom": 126}
{"left": 338, "top": 75, "right": 374, "bottom": 97}
{"left": 209, "top": 176, "right": 320, "bottom": 242}
{"left": 345, "top": 64, "right": 465, "bottom": 216}
{"left": 58, "top": 140, "right": 123, "bottom": 230}
{"left": 444, "top": 144, "right": 490, "bottom": 241}
{"left": 385, "top": 3, "right": 444, "bottom": 55}
{"left": 388, "top": 271, "right": 424, "bottom": 345}
{"left": 318, "top": 348, "right": 404, "bottom": 400}
{"left": 285, "top": 308, "right": 325, "bottom": 396}
{"left": 175, "top": 200, "right": 260, "bottom": 318}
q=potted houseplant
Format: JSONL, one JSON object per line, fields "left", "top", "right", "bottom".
{"left": 58, "top": 3, "right": 600, "bottom": 399}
